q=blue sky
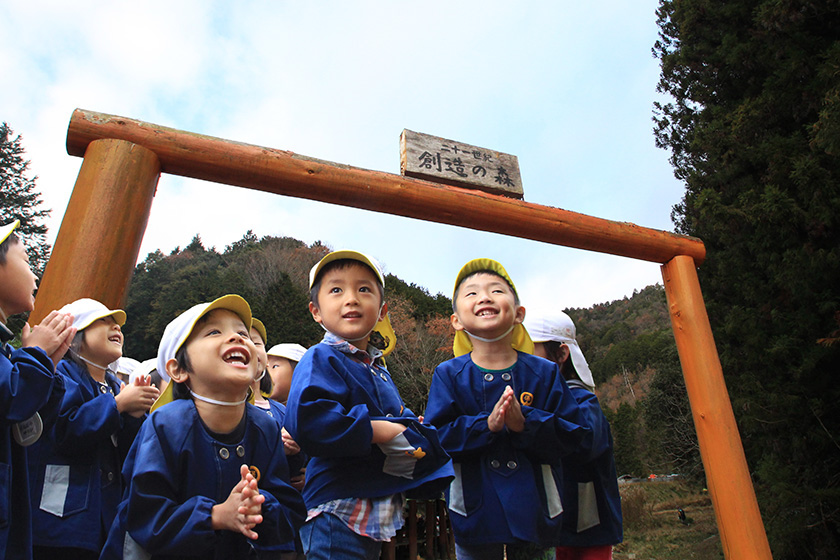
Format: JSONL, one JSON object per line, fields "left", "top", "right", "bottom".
{"left": 1, "top": 1, "right": 685, "bottom": 313}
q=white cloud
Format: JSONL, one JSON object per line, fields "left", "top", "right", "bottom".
{"left": 2, "top": 0, "right": 686, "bottom": 311}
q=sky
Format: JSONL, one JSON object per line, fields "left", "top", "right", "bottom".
{"left": 1, "top": 0, "right": 685, "bottom": 314}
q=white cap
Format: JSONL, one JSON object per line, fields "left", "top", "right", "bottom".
{"left": 151, "top": 295, "right": 252, "bottom": 412}
{"left": 115, "top": 357, "right": 141, "bottom": 376}
{"left": 525, "top": 310, "right": 594, "bottom": 389}
{"left": 266, "top": 343, "right": 307, "bottom": 363}
{"left": 129, "top": 357, "right": 165, "bottom": 384}
{"left": 156, "top": 294, "right": 251, "bottom": 377}
{"left": 59, "top": 298, "right": 127, "bottom": 331}
{"left": 1, "top": 220, "right": 20, "bottom": 245}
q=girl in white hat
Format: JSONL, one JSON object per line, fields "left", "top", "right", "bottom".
{"left": 525, "top": 310, "right": 623, "bottom": 560}
{"left": 29, "top": 298, "right": 159, "bottom": 559}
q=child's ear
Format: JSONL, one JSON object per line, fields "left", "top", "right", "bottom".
{"left": 559, "top": 344, "right": 572, "bottom": 364}
{"left": 514, "top": 305, "right": 526, "bottom": 325}
{"left": 165, "top": 358, "right": 187, "bottom": 383}
{"left": 308, "top": 302, "right": 322, "bottom": 324}
{"left": 450, "top": 313, "right": 465, "bottom": 332}
{"left": 378, "top": 302, "right": 388, "bottom": 321}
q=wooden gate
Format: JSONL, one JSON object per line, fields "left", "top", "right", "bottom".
{"left": 32, "top": 109, "right": 773, "bottom": 559}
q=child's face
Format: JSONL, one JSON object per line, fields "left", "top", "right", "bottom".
{"left": 309, "top": 263, "right": 386, "bottom": 346}
{"left": 81, "top": 316, "right": 124, "bottom": 365}
{"left": 452, "top": 272, "right": 525, "bottom": 341}
{"left": 249, "top": 327, "right": 269, "bottom": 373}
{"left": 178, "top": 309, "right": 259, "bottom": 400}
{"left": 0, "top": 240, "right": 38, "bottom": 317}
{"left": 267, "top": 355, "right": 293, "bottom": 402}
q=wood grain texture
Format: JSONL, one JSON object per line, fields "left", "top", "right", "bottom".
{"left": 65, "top": 109, "right": 705, "bottom": 265}
{"left": 400, "top": 129, "right": 523, "bottom": 198}
{"left": 32, "top": 138, "right": 160, "bottom": 323}
{"left": 662, "top": 255, "right": 772, "bottom": 560}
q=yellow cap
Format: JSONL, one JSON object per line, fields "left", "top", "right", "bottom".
{"left": 250, "top": 317, "right": 267, "bottom": 345}
{"left": 309, "top": 250, "right": 397, "bottom": 356}
{"left": 452, "top": 258, "right": 534, "bottom": 357}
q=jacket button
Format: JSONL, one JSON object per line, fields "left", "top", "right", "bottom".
{"left": 507, "top": 461, "right": 517, "bottom": 470}
{"left": 490, "top": 459, "right": 500, "bottom": 469}
{"left": 219, "top": 448, "right": 230, "bottom": 459}
{"left": 484, "top": 373, "right": 494, "bottom": 382}
{"left": 236, "top": 445, "right": 245, "bottom": 457}
{"left": 107, "top": 471, "right": 115, "bottom": 481}
{"left": 501, "top": 372, "right": 511, "bottom": 381}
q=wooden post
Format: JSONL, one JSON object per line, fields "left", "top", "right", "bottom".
{"left": 31, "top": 139, "right": 160, "bottom": 324}
{"left": 661, "top": 255, "right": 772, "bottom": 559}
{"left": 408, "top": 500, "right": 418, "bottom": 560}
{"left": 425, "top": 500, "right": 435, "bottom": 559}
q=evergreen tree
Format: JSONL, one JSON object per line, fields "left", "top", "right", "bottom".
{"left": 0, "top": 122, "right": 51, "bottom": 274}
{"left": 653, "top": 2, "right": 840, "bottom": 556}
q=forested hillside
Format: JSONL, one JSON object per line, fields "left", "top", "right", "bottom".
{"left": 122, "top": 232, "right": 695, "bottom": 481}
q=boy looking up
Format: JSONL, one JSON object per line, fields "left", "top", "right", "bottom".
{"left": 285, "top": 250, "right": 452, "bottom": 560}
{"left": 424, "top": 259, "right": 592, "bottom": 560}
{"left": 100, "top": 295, "right": 306, "bottom": 559}
{"left": 0, "top": 220, "right": 75, "bottom": 560}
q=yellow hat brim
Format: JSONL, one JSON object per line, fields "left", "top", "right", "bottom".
{"left": 370, "top": 312, "right": 397, "bottom": 356}
{"left": 453, "top": 258, "right": 518, "bottom": 299}
{"left": 250, "top": 317, "right": 267, "bottom": 345}
{"left": 309, "top": 250, "right": 385, "bottom": 289}
{"left": 0, "top": 220, "right": 20, "bottom": 246}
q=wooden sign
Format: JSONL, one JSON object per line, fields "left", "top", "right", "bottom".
{"left": 400, "top": 129, "right": 523, "bottom": 199}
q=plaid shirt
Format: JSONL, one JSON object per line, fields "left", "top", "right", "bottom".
{"left": 305, "top": 332, "right": 405, "bottom": 541}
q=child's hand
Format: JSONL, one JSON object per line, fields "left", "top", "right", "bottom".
{"left": 281, "top": 428, "right": 301, "bottom": 455}
{"left": 503, "top": 387, "right": 525, "bottom": 433}
{"left": 290, "top": 469, "right": 306, "bottom": 493}
{"left": 371, "top": 419, "right": 407, "bottom": 443}
{"left": 21, "top": 311, "right": 76, "bottom": 367}
{"left": 488, "top": 386, "right": 522, "bottom": 433}
{"left": 115, "top": 376, "right": 160, "bottom": 417}
{"left": 212, "top": 464, "right": 265, "bottom": 540}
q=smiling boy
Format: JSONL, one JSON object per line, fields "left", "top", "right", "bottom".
{"left": 285, "top": 250, "right": 452, "bottom": 560}
{"left": 0, "top": 220, "right": 74, "bottom": 560}
{"left": 100, "top": 295, "right": 306, "bottom": 559}
{"left": 424, "top": 258, "right": 592, "bottom": 560}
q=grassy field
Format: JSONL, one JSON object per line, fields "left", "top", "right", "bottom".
{"left": 614, "top": 479, "right": 723, "bottom": 560}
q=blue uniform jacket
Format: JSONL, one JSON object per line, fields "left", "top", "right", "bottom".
{"left": 257, "top": 399, "right": 308, "bottom": 483}
{"left": 28, "top": 359, "right": 144, "bottom": 552}
{"left": 285, "top": 341, "right": 453, "bottom": 508}
{"left": 100, "top": 399, "right": 307, "bottom": 559}
{"left": 424, "top": 352, "right": 592, "bottom": 547}
{"left": 0, "top": 343, "right": 65, "bottom": 560}
{"left": 558, "top": 383, "right": 622, "bottom": 547}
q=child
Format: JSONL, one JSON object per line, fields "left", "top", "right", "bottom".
{"left": 266, "top": 343, "right": 306, "bottom": 405}
{"left": 285, "top": 250, "right": 453, "bottom": 560}
{"left": 0, "top": 220, "right": 75, "bottom": 560}
{"left": 250, "top": 318, "right": 287, "bottom": 422}
{"left": 100, "top": 295, "right": 306, "bottom": 559}
{"left": 525, "top": 310, "right": 622, "bottom": 560}
{"left": 29, "top": 298, "right": 159, "bottom": 559}
{"left": 266, "top": 342, "right": 308, "bottom": 492}
{"left": 424, "top": 258, "right": 592, "bottom": 560}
